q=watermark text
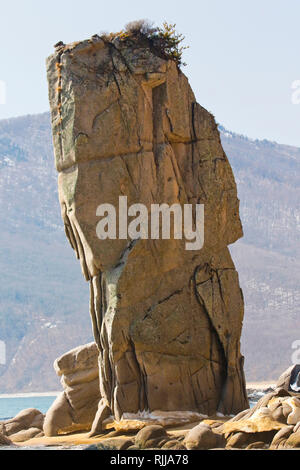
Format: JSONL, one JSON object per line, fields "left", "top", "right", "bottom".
{"left": 291, "top": 340, "right": 300, "bottom": 364}
{"left": 0, "top": 340, "right": 6, "bottom": 365}
{"left": 96, "top": 196, "right": 204, "bottom": 251}
{"left": 0, "top": 81, "right": 6, "bottom": 105}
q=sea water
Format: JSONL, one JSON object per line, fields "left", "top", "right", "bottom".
{"left": 0, "top": 395, "right": 57, "bottom": 420}
{"left": 0, "top": 395, "right": 258, "bottom": 422}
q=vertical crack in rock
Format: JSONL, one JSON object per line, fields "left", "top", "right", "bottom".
{"left": 128, "top": 338, "right": 149, "bottom": 413}
{"left": 71, "top": 223, "right": 90, "bottom": 281}
{"left": 90, "top": 274, "right": 102, "bottom": 350}
{"left": 152, "top": 82, "right": 167, "bottom": 170}
{"left": 194, "top": 262, "right": 248, "bottom": 415}
{"left": 55, "top": 50, "right": 64, "bottom": 160}
{"left": 62, "top": 204, "right": 80, "bottom": 259}
{"left": 193, "top": 267, "right": 227, "bottom": 411}
{"left": 47, "top": 34, "right": 249, "bottom": 429}
{"left": 89, "top": 280, "right": 100, "bottom": 349}
{"left": 99, "top": 239, "right": 139, "bottom": 420}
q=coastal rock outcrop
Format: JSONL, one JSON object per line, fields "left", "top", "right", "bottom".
{"left": 212, "top": 388, "right": 300, "bottom": 449}
{"left": 46, "top": 27, "right": 248, "bottom": 432}
{"left": 0, "top": 408, "right": 44, "bottom": 443}
{"left": 44, "top": 343, "right": 100, "bottom": 436}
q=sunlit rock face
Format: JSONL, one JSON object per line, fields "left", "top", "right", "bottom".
{"left": 43, "top": 343, "right": 100, "bottom": 436}
{"left": 46, "top": 34, "right": 248, "bottom": 432}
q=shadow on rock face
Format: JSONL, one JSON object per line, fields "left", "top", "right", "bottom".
{"left": 289, "top": 365, "right": 300, "bottom": 393}
{"left": 276, "top": 364, "right": 300, "bottom": 394}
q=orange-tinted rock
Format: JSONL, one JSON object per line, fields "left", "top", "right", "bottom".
{"left": 46, "top": 30, "right": 248, "bottom": 430}
{"left": 44, "top": 343, "right": 100, "bottom": 436}
{"left": 225, "top": 388, "right": 300, "bottom": 449}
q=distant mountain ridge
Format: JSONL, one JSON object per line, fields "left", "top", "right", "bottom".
{"left": 0, "top": 112, "right": 298, "bottom": 391}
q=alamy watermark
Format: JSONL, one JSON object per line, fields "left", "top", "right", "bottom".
{"left": 0, "top": 80, "right": 6, "bottom": 105}
{"left": 96, "top": 196, "right": 204, "bottom": 251}
{"left": 0, "top": 340, "right": 6, "bottom": 365}
{"left": 291, "top": 80, "right": 300, "bottom": 104}
{"left": 291, "top": 340, "right": 300, "bottom": 364}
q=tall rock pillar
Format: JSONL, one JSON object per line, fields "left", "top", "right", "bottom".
{"left": 47, "top": 32, "right": 248, "bottom": 431}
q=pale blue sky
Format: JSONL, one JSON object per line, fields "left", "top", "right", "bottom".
{"left": 1, "top": 0, "right": 300, "bottom": 146}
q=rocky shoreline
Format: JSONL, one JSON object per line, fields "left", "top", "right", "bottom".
{"left": 1, "top": 364, "right": 299, "bottom": 450}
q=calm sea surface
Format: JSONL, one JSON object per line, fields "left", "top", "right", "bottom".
{"left": 0, "top": 395, "right": 257, "bottom": 422}
{"left": 0, "top": 395, "right": 57, "bottom": 420}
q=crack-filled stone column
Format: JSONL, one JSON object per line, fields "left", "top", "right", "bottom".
{"left": 46, "top": 34, "right": 248, "bottom": 431}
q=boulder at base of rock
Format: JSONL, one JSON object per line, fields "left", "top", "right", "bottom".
{"left": 271, "top": 423, "right": 300, "bottom": 449}
{"left": 184, "top": 423, "right": 225, "bottom": 450}
{"left": 96, "top": 438, "right": 134, "bottom": 450}
{"left": 161, "top": 439, "right": 186, "bottom": 450}
{"left": 44, "top": 342, "right": 100, "bottom": 436}
{"left": 271, "top": 425, "right": 294, "bottom": 449}
{"left": 246, "top": 441, "right": 268, "bottom": 450}
{"left": 0, "top": 433, "right": 12, "bottom": 446}
{"left": 221, "top": 387, "right": 300, "bottom": 449}
{"left": 226, "top": 430, "right": 275, "bottom": 449}
{"left": 135, "top": 425, "right": 168, "bottom": 449}
{"left": 283, "top": 429, "right": 300, "bottom": 448}
{"left": 9, "top": 427, "right": 44, "bottom": 443}
{"left": 1, "top": 409, "right": 44, "bottom": 439}
{"left": 222, "top": 406, "right": 285, "bottom": 436}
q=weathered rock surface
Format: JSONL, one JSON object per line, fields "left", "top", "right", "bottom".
{"left": 184, "top": 422, "right": 225, "bottom": 450}
{"left": 95, "top": 437, "right": 134, "bottom": 450}
{"left": 47, "top": 30, "right": 248, "bottom": 431}
{"left": 282, "top": 430, "right": 300, "bottom": 449}
{"left": 44, "top": 343, "right": 100, "bottom": 436}
{"left": 271, "top": 425, "right": 294, "bottom": 448}
{"left": 0, "top": 432, "right": 12, "bottom": 446}
{"left": 161, "top": 439, "right": 186, "bottom": 450}
{"left": 9, "top": 427, "right": 44, "bottom": 443}
{"left": 135, "top": 424, "right": 168, "bottom": 449}
{"left": 216, "top": 388, "right": 300, "bottom": 449}
{"left": 95, "top": 409, "right": 207, "bottom": 435}
{"left": 0, "top": 408, "right": 44, "bottom": 443}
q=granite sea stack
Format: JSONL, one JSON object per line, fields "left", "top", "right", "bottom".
{"left": 46, "top": 30, "right": 248, "bottom": 432}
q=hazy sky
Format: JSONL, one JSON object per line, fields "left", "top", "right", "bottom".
{"left": 1, "top": 0, "right": 300, "bottom": 146}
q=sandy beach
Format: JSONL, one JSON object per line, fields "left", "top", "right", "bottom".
{"left": 14, "top": 419, "right": 228, "bottom": 449}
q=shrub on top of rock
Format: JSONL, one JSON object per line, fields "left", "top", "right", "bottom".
{"left": 101, "top": 19, "right": 189, "bottom": 68}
